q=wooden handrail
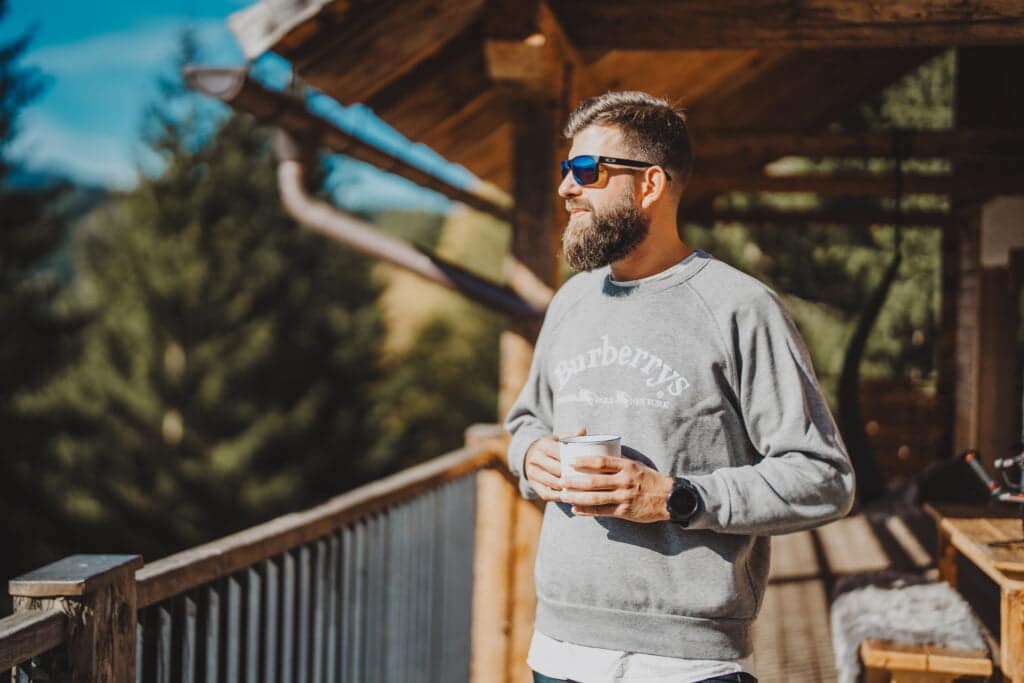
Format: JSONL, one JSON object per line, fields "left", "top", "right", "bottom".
{"left": 0, "top": 609, "right": 67, "bottom": 672}
{"left": 136, "top": 444, "right": 503, "bottom": 608}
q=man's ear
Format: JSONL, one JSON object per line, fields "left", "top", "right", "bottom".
{"left": 639, "top": 166, "right": 669, "bottom": 209}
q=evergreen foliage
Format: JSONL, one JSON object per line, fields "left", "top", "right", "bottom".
{"left": 15, "top": 37, "right": 386, "bottom": 569}
{"left": 0, "top": 0, "right": 92, "bottom": 592}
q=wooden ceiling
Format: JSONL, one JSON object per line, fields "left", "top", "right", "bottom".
{"left": 228, "top": 0, "right": 1022, "bottom": 204}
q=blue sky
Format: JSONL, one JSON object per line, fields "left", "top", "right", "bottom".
{"left": 1, "top": 0, "right": 471, "bottom": 212}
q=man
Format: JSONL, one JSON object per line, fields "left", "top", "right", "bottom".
{"left": 504, "top": 91, "right": 855, "bottom": 683}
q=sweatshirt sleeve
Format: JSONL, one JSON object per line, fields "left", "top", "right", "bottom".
{"left": 503, "top": 308, "right": 561, "bottom": 500}
{"left": 684, "top": 291, "right": 855, "bottom": 535}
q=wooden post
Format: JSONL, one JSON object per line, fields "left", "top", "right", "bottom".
{"left": 935, "top": 211, "right": 960, "bottom": 457}
{"left": 951, "top": 208, "right": 982, "bottom": 454}
{"left": 507, "top": 496, "right": 544, "bottom": 683}
{"left": 936, "top": 529, "right": 959, "bottom": 590}
{"left": 499, "top": 94, "right": 562, "bottom": 418}
{"left": 466, "top": 425, "right": 545, "bottom": 683}
{"left": 9, "top": 555, "right": 143, "bottom": 683}
{"left": 468, "top": 426, "right": 515, "bottom": 683}
{"left": 1002, "top": 588, "right": 1024, "bottom": 683}
{"left": 470, "top": 468, "right": 517, "bottom": 683}
{"left": 952, "top": 47, "right": 1024, "bottom": 464}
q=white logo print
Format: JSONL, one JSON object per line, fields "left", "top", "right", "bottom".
{"left": 553, "top": 334, "right": 691, "bottom": 399}
{"left": 556, "top": 389, "right": 672, "bottom": 410}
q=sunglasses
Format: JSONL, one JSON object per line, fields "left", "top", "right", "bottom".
{"left": 560, "top": 155, "right": 672, "bottom": 186}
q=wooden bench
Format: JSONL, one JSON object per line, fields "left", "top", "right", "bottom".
{"left": 860, "top": 638, "right": 993, "bottom": 682}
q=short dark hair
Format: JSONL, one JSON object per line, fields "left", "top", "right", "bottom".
{"left": 563, "top": 91, "right": 692, "bottom": 184}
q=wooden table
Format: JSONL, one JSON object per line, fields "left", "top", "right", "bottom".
{"left": 925, "top": 503, "right": 1024, "bottom": 683}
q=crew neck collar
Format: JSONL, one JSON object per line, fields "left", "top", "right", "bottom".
{"left": 600, "top": 250, "right": 710, "bottom": 295}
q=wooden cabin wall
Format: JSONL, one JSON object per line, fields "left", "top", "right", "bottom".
{"left": 950, "top": 48, "right": 1024, "bottom": 468}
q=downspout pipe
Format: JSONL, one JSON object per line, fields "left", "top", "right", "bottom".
{"left": 275, "top": 131, "right": 547, "bottom": 320}
{"left": 184, "top": 65, "right": 553, "bottom": 319}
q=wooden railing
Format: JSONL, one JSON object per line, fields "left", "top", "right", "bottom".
{"left": 1, "top": 425, "right": 541, "bottom": 683}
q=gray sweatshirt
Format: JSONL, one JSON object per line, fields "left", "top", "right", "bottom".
{"left": 504, "top": 250, "right": 854, "bottom": 660}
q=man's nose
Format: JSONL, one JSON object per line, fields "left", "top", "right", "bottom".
{"left": 558, "top": 171, "right": 581, "bottom": 198}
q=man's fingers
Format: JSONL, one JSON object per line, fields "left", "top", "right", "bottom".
{"left": 531, "top": 485, "right": 558, "bottom": 502}
{"left": 535, "top": 439, "right": 562, "bottom": 459}
{"left": 559, "top": 490, "right": 628, "bottom": 507}
{"left": 562, "top": 473, "right": 620, "bottom": 491}
{"left": 572, "top": 455, "right": 623, "bottom": 473}
{"left": 527, "top": 465, "right": 563, "bottom": 492}
{"left": 571, "top": 504, "right": 620, "bottom": 517}
{"left": 527, "top": 449, "right": 562, "bottom": 478}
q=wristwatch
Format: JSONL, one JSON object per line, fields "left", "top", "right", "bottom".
{"left": 667, "top": 477, "right": 702, "bottom": 526}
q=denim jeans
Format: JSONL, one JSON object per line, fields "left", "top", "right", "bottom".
{"left": 533, "top": 673, "right": 576, "bottom": 683}
{"left": 532, "top": 672, "right": 758, "bottom": 683}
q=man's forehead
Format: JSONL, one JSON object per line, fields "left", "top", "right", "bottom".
{"left": 569, "top": 125, "right": 627, "bottom": 156}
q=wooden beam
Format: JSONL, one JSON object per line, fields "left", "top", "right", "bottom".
{"left": 679, "top": 48, "right": 939, "bottom": 210}
{"left": 364, "top": 25, "right": 493, "bottom": 142}
{"left": 484, "top": 0, "right": 604, "bottom": 103}
{"left": 591, "top": 48, "right": 792, "bottom": 106}
{"left": 686, "top": 49, "right": 940, "bottom": 130}
{"left": 233, "top": 0, "right": 486, "bottom": 105}
{"left": 688, "top": 172, "right": 1024, "bottom": 197}
{"left": 548, "top": 0, "right": 1024, "bottom": 49}
{"left": 0, "top": 610, "right": 67, "bottom": 673}
{"left": 228, "top": 0, "right": 345, "bottom": 60}
{"left": 695, "top": 129, "right": 1024, "bottom": 161}
{"left": 683, "top": 207, "right": 952, "bottom": 227}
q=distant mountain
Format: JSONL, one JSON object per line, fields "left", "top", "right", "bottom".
{"left": 3, "top": 164, "right": 74, "bottom": 191}
{"left": 3, "top": 162, "right": 108, "bottom": 217}
{"left": 3, "top": 163, "right": 111, "bottom": 283}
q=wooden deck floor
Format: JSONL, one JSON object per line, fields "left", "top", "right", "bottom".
{"left": 751, "top": 511, "right": 937, "bottom": 682}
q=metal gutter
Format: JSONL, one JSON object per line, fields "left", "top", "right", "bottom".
{"left": 275, "top": 132, "right": 545, "bottom": 319}
{"left": 184, "top": 65, "right": 553, "bottom": 319}
{"left": 182, "top": 65, "right": 513, "bottom": 223}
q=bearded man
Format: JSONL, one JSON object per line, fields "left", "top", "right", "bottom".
{"left": 504, "top": 91, "right": 855, "bottom": 683}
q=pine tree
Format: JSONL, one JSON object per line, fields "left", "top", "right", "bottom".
{"left": 0, "top": 0, "right": 92, "bottom": 591}
{"left": 23, "top": 37, "right": 387, "bottom": 562}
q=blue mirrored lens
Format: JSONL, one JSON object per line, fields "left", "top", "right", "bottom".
{"left": 571, "top": 156, "right": 599, "bottom": 185}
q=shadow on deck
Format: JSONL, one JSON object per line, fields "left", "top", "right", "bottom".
{"left": 753, "top": 510, "right": 938, "bottom": 682}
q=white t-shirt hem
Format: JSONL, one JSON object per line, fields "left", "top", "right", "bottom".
{"left": 527, "top": 629, "right": 755, "bottom": 682}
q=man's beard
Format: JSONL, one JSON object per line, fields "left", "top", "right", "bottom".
{"left": 562, "top": 192, "right": 649, "bottom": 272}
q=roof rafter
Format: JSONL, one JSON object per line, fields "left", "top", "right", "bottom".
{"left": 695, "top": 128, "right": 1024, "bottom": 161}
{"left": 549, "top": 0, "right": 1024, "bottom": 50}
{"left": 688, "top": 171, "right": 1024, "bottom": 197}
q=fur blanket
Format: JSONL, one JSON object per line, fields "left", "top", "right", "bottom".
{"left": 830, "top": 574, "right": 988, "bottom": 683}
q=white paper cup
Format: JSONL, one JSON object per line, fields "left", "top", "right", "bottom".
{"left": 559, "top": 434, "right": 621, "bottom": 486}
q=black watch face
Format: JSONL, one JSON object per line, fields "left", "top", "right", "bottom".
{"left": 669, "top": 481, "right": 698, "bottom": 518}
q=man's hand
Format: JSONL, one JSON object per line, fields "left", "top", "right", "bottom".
{"left": 561, "top": 456, "right": 674, "bottom": 523}
{"left": 523, "top": 427, "right": 586, "bottom": 502}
